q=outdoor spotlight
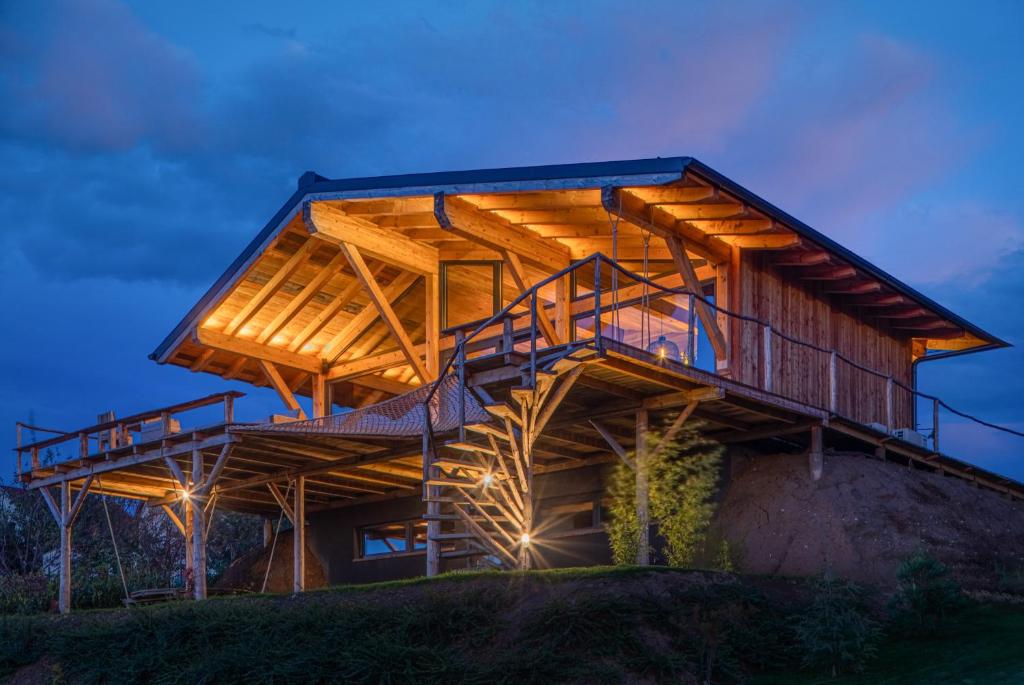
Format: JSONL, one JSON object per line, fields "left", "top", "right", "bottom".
{"left": 181, "top": 489, "right": 191, "bottom": 501}
{"left": 520, "top": 532, "right": 531, "bottom": 546}
{"left": 482, "top": 473, "right": 494, "bottom": 488}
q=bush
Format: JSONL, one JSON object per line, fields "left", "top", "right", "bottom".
{"left": 889, "top": 552, "right": 966, "bottom": 636}
{"left": 0, "top": 573, "right": 52, "bottom": 615}
{"left": 793, "top": 574, "right": 880, "bottom": 676}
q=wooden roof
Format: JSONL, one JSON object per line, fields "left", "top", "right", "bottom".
{"left": 152, "top": 157, "right": 1006, "bottom": 404}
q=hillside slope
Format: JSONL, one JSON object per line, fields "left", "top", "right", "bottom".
{"left": 718, "top": 451, "right": 1024, "bottom": 588}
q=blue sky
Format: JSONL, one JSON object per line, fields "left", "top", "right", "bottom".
{"left": 1, "top": 0, "right": 1023, "bottom": 479}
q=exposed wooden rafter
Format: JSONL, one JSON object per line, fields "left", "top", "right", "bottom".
{"left": 339, "top": 243, "right": 430, "bottom": 383}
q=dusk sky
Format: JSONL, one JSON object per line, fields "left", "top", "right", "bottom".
{"left": 2, "top": 1, "right": 1023, "bottom": 480}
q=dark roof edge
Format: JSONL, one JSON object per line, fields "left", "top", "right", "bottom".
{"left": 684, "top": 159, "right": 1010, "bottom": 350}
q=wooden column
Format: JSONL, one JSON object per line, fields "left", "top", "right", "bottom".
{"left": 293, "top": 476, "right": 306, "bottom": 593}
{"left": 184, "top": 499, "right": 194, "bottom": 592}
{"left": 311, "top": 374, "right": 328, "bottom": 418}
{"left": 423, "top": 429, "right": 441, "bottom": 577}
{"left": 555, "top": 273, "right": 571, "bottom": 345}
{"left": 808, "top": 424, "right": 824, "bottom": 481}
{"left": 518, "top": 398, "right": 535, "bottom": 571}
{"left": 58, "top": 482, "right": 72, "bottom": 614}
{"left": 41, "top": 477, "right": 93, "bottom": 614}
{"left": 262, "top": 517, "right": 273, "bottom": 548}
{"left": 425, "top": 271, "right": 440, "bottom": 378}
{"left": 635, "top": 409, "right": 650, "bottom": 565}
{"left": 191, "top": 448, "right": 207, "bottom": 600}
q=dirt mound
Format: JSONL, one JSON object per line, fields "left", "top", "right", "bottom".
{"left": 718, "top": 451, "right": 1024, "bottom": 588}
{"left": 216, "top": 529, "right": 326, "bottom": 593}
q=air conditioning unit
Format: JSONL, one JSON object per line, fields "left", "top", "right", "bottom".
{"left": 867, "top": 422, "right": 888, "bottom": 435}
{"left": 892, "top": 428, "right": 927, "bottom": 449}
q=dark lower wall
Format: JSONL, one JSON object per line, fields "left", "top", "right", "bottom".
{"left": 307, "top": 463, "right": 612, "bottom": 585}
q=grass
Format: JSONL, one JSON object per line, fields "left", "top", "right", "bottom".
{"left": 2, "top": 567, "right": 1023, "bottom": 684}
{"left": 754, "top": 604, "right": 1024, "bottom": 685}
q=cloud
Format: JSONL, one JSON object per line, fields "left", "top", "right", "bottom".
{"left": 0, "top": 0, "right": 202, "bottom": 153}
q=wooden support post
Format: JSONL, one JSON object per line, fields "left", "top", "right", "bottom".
{"left": 224, "top": 394, "right": 235, "bottom": 423}
{"left": 762, "top": 325, "right": 773, "bottom": 392}
{"left": 828, "top": 351, "right": 838, "bottom": 414}
{"left": 808, "top": 424, "right": 824, "bottom": 481}
{"left": 311, "top": 374, "right": 327, "bottom": 419}
{"left": 423, "top": 429, "right": 441, "bottom": 577}
{"left": 425, "top": 271, "right": 440, "bottom": 378}
{"left": 184, "top": 499, "right": 194, "bottom": 592}
{"left": 635, "top": 409, "right": 650, "bottom": 565}
{"left": 885, "top": 377, "right": 894, "bottom": 433}
{"left": 191, "top": 449, "right": 208, "bottom": 600}
{"left": 58, "top": 481, "right": 72, "bottom": 614}
{"left": 262, "top": 517, "right": 273, "bottom": 548}
{"left": 555, "top": 273, "right": 571, "bottom": 346}
{"left": 293, "top": 476, "right": 306, "bottom": 593}
{"left": 258, "top": 360, "right": 308, "bottom": 419}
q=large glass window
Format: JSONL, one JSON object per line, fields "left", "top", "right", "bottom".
{"left": 356, "top": 520, "right": 441, "bottom": 559}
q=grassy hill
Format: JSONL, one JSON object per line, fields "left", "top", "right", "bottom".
{"left": 2, "top": 567, "right": 1023, "bottom": 684}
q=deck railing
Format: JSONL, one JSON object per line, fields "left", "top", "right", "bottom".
{"left": 426, "top": 253, "right": 1022, "bottom": 456}
{"left": 14, "top": 391, "right": 243, "bottom": 479}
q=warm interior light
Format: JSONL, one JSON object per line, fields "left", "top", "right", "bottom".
{"left": 482, "top": 473, "right": 494, "bottom": 488}
{"left": 520, "top": 532, "right": 531, "bottom": 546}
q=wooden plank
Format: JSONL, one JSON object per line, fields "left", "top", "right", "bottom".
{"left": 191, "top": 448, "right": 207, "bottom": 599}
{"left": 425, "top": 270, "right": 440, "bottom": 378}
{"left": 304, "top": 201, "right": 439, "bottom": 275}
{"left": 255, "top": 250, "right": 349, "bottom": 344}
{"left": 435, "top": 193, "right": 570, "bottom": 273}
{"left": 287, "top": 264, "right": 384, "bottom": 353}
{"left": 339, "top": 243, "right": 430, "bottom": 383}
{"left": 224, "top": 238, "right": 319, "bottom": 336}
{"left": 665, "top": 235, "right": 727, "bottom": 361}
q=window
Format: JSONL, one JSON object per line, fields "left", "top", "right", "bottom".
{"left": 441, "top": 261, "right": 502, "bottom": 329}
{"left": 538, "top": 497, "right": 604, "bottom": 538}
{"left": 356, "top": 520, "right": 448, "bottom": 559}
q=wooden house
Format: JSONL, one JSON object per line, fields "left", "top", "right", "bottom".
{"left": 16, "top": 157, "right": 1016, "bottom": 612}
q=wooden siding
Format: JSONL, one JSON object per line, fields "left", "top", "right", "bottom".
{"left": 730, "top": 252, "right": 913, "bottom": 428}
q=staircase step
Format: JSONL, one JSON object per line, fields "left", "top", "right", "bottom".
{"left": 422, "top": 513, "right": 460, "bottom": 521}
{"left": 433, "top": 458, "right": 488, "bottom": 473}
{"left": 466, "top": 423, "right": 509, "bottom": 439}
{"left": 485, "top": 403, "right": 521, "bottom": 424}
{"left": 444, "top": 441, "right": 496, "bottom": 456}
{"left": 426, "top": 477, "right": 478, "bottom": 489}
{"left": 429, "top": 533, "right": 478, "bottom": 541}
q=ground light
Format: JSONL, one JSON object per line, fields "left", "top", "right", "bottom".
{"left": 520, "top": 532, "right": 531, "bottom": 546}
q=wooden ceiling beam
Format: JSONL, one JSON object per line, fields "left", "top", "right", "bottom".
{"left": 304, "top": 201, "right": 439, "bottom": 275}
{"left": 287, "top": 262, "right": 385, "bottom": 353}
{"left": 258, "top": 360, "right": 308, "bottom": 419}
{"left": 796, "top": 265, "right": 857, "bottom": 281}
{"left": 771, "top": 250, "right": 831, "bottom": 266}
{"left": 823, "top": 280, "right": 883, "bottom": 295}
{"left": 255, "top": 250, "right": 349, "bottom": 345}
{"left": 435, "top": 193, "right": 570, "bottom": 273}
{"left": 602, "top": 187, "right": 731, "bottom": 264}
{"left": 326, "top": 347, "right": 424, "bottom": 382}
{"left": 623, "top": 185, "right": 717, "bottom": 204}
{"left": 192, "top": 327, "right": 320, "bottom": 374}
{"left": 338, "top": 243, "right": 430, "bottom": 383}
{"left": 722, "top": 234, "right": 801, "bottom": 249}
{"left": 223, "top": 238, "right": 320, "bottom": 336}
{"left": 685, "top": 219, "right": 774, "bottom": 235}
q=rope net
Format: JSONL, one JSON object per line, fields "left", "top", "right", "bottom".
{"left": 233, "top": 375, "right": 489, "bottom": 438}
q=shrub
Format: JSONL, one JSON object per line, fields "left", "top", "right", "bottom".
{"left": 607, "top": 461, "right": 640, "bottom": 565}
{"left": 889, "top": 552, "right": 966, "bottom": 636}
{"left": 793, "top": 574, "right": 880, "bottom": 676}
{"left": 0, "top": 573, "right": 51, "bottom": 615}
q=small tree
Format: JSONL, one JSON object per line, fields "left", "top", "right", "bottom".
{"left": 794, "top": 574, "right": 880, "bottom": 676}
{"left": 607, "top": 421, "right": 723, "bottom": 567}
{"left": 607, "top": 459, "right": 639, "bottom": 566}
{"left": 650, "top": 423, "right": 723, "bottom": 567}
